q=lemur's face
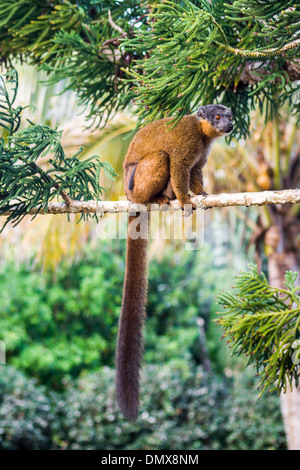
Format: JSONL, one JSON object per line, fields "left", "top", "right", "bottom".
{"left": 196, "top": 104, "right": 233, "bottom": 135}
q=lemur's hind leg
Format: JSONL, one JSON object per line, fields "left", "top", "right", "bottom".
{"left": 162, "top": 179, "right": 175, "bottom": 200}
{"left": 125, "top": 151, "right": 170, "bottom": 204}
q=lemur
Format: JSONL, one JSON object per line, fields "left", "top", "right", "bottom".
{"left": 116, "top": 104, "right": 233, "bottom": 421}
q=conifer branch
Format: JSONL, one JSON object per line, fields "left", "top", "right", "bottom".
{"left": 122, "top": 0, "right": 300, "bottom": 137}
{"left": 0, "top": 70, "right": 117, "bottom": 230}
{"left": 216, "top": 266, "right": 300, "bottom": 396}
{"left": 1, "top": 1, "right": 299, "bottom": 135}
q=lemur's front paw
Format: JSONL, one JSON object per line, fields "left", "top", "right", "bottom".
{"left": 182, "top": 201, "right": 197, "bottom": 217}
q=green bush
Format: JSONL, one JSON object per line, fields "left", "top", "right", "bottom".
{"left": 0, "top": 239, "right": 284, "bottom": 450}
{"left": 0, "top": 252, "right": 122, "bottom": 388}
{"left": 53, "top": 365, "right": 228, "bottom": 450}
{"left": 0, "top": 239, "right": 228, "bottom": 389}
{"left": 146, "top": 246, "right": 219, "bottom": 366}
{"left": 0, "top": 366, "right": 52, "bottom": 450}
{"left": 0, "top": 365, "right": 286, "bottom": 450}
{"left": 223, "top": 372, "right": 287, "bottom": 450}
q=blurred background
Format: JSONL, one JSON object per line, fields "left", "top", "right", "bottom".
{"left": 0, "top": 61, "right": 299, "bottom": 450}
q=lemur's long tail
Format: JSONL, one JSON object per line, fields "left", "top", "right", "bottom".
{"left": 116, "top": 214, "right": 148, "bottom": 421}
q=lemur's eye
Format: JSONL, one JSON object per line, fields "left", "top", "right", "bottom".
{"left": 228, "top": 116, "right": 232, "bottom": 121}
{"left": 215, "top": 115, "right": 221, "bottom": 120}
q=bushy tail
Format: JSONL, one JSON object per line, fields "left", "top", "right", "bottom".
{"left": 116, "top": 214, "right": 148, "bottom": 421}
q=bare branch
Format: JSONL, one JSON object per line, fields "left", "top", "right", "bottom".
{"left": 1, "top": 189, "right": 300, "bottom": 218}
{"left": 108, "top": 9, "right": 126, "bottom": 35}
{"left": 239, "top": 59, "right": 300, "bottom": 85}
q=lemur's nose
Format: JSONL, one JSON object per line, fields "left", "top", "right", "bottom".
{"left": 228, "top": 123, "right": 233, "bottom": 131}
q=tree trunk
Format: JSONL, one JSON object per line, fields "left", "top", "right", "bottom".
{"left": 268, "top": 251, "right": 300, "bottom": 450}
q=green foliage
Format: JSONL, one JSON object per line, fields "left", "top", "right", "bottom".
{"left": 50, "top": 365, "right": 229, "bottom": 450}
{"left": 123, "top": 0, "right": 300, "bottom": 138}
{"left": 226, "top": 1, "right": 300, "bottom": 45}
{"left": 0, "top": 1, "right": 88, "bottom": 61}
{"left": 222, "top": 371, "right": 286, "bottom": 450}
{"left": 0, "top": 0, "right": 148, "bottom": 126}
{"left": 1, "top": 1, "right": 298, "bottom": 136}
{"left": 41, "top": 27, "right": 129, "bottom": 128}
{"left": 0, "top": 238, "right": 222, "bottom": 388}
{"left": 0, "top": 364, "right": 286, "bottom": 450}
{"left": 146, "top": 247, "right": 218, "bottom": 366}
{"left": 0, "top": 243, "right": 124, "bottom": 388}
{"left": 0, "top": 70, "right": 117, "bottom": 231}
{"left": 216, "top": 265, "right": 300, "bottom": 396}
{"left": 0, "top": 367, "right": 53, "bottom": 450}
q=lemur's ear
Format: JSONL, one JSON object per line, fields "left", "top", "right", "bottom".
{"left": 196, "top": 106, "right": 205, "bottom": 119}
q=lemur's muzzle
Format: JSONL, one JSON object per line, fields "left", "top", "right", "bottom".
{"left": 222, "top": 123, "right": 233, "bottom": 133}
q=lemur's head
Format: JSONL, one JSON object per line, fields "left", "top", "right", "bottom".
{"left": 196, "top": 104, "right": 233, "bottom": 137}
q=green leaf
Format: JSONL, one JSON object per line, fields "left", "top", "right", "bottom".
{"left": 216, "top": 265, "right": 300, "bottom": 397}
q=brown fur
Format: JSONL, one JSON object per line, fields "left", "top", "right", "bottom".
{"left": 124, "top": 116, "right": 214, "bottom": 210}
{"left": 116, "top": 214, "right": 148, "bottom": 421}
{"left": 116, "top": 108, "right": 233, "bottom": 421}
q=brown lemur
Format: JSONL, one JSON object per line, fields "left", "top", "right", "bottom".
{"left": 116, "top": 104, "right": 233, "bottom": 421}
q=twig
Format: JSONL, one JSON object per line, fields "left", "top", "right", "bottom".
{"left": 1, "top": 188, "right": 299, "bottom": 217}
{"left": 216, "top": 38, "right": 300, "bottom": 59}
{"left": 108, "top": 9, "right": 126, "bottom": 35}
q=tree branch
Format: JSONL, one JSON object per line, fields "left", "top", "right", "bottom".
{"left": 217, "top": 39, "right": 300, "bottom": 59}
{"left": 1, "top": 189, "right": 300, "bottom": 217}
{"left": 108, "top": 9, "right": 126, "bottom": 35}
{"left": 239, "top": 59, "right": 300, "bottom": 85}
